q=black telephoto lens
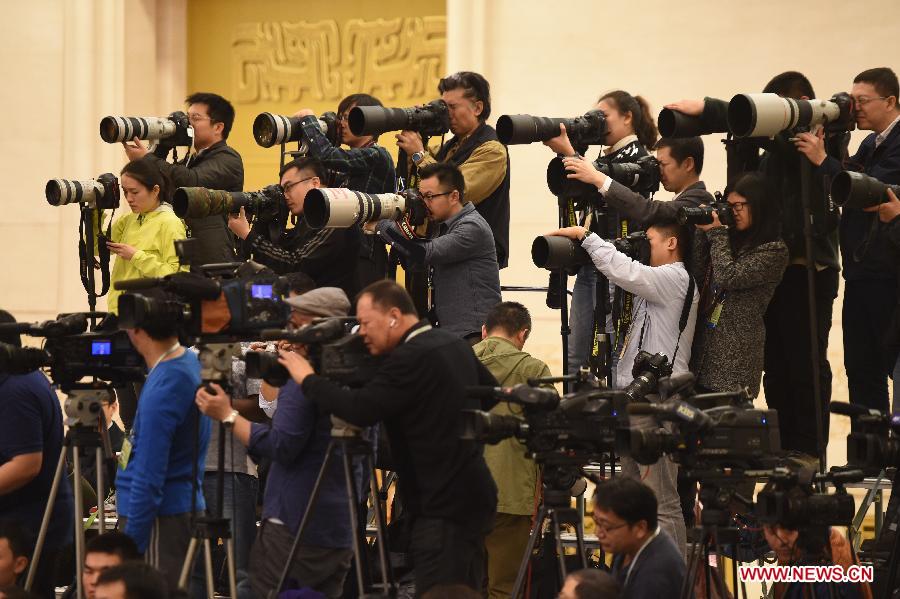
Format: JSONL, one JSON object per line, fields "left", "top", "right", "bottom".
{"left": 831, "top": 170, "right": 900, "bottom": 210}
{"left": 531, "top": 236, "right": 591, "bottom": 271}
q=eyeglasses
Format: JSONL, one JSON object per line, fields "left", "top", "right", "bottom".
{"left": 853, "top": 96, "right": 889, "bottom": 107}
{"left": 281, "top": 176, "right": 317, "bottom": 194}
{"left": 594, "top": 520, "right": 629, "bottom": 534}
{"left": 729, "top": 201, "right": 748, "bottom": 213}
{"left": 188, "top": 113, "right": 212, "bottom": 124}
{"left": 422, "top": 191, "right": 452, "bottom": 201}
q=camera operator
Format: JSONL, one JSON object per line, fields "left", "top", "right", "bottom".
{"left": 293, "top": 93, "right": 397, "bottom": 287}
{"left": 228, "top": 157, "right": 360, "bottom": 300}
{"left": 562, "top": 137, "right": 713, "bottom": 228}
{"left": 546, "top": 217, "right": 698, "bottom": 553}
{"left": 277, "top": 280, "right": 499, "bottom": 595}
{"left": 544, "top": 90, "right": 659, "bottom": 374}
{"left": 557, "top": 569, "right": 621, "bottom": 599}
{"left": 473, "top": 301, "right": 551, "bottom": 599}
{"left": 123, "top": 93, "right": 243, "bottom": 267}
{"left": 795, "top": 67, "right": 900, "bottom": 418}
{"left": 689, "top": 173, "right": 788, "bottom": 396}
{"left": 375, "top": 162, "right": 501, "bottom": 342}
{"left": 0, "top": 312, "right": 72, "bottom": 599}
{"left": 592, "top": 477, "right": 685, "bottom": 599}
{"left": 115, "top": 291, "right": 209, "bottom": 588}
{"left": 195, "top": 288, "right": 360, "bottom": 599}
{"left": 396, "top": 71, "right": 510, "bottom": 268}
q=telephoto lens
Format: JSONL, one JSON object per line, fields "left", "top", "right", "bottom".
{"left": 830, "top": 170, "right": 900, "bottom": 210}
{"left": 45, "top": 173, "right": 120, "bottom": 209}
{"left": 303, "top": 188, "right": 425, "bottom": 229}
{"left": 496, "top": 110, "right": 607, "bottom": 146}
{"left": 347, "top": 100, "right": 450, "bottom": 138}
{"left": 172, "top": 186, "right": 284, "bottom": 219}
{"left": 727, "top": 92, "right": 855, "bottom": 138}
{"left": 99, "top": 114, "right": 191, "bottom": 144}
{"left": 657, "top": 107, "right": 712, "bottom": 138}
{"left": 252, "top": 112, "right": 337, "bottom": 149}
{"left": 531, "top": 236, "right": 592, "bottom": 271}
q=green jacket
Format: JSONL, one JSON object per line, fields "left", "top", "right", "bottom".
{"left": 473, "top": 336, "right": 551, "bottom": 516}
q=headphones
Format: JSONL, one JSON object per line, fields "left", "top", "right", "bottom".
{"left": 390, "top": 319, "right": 397, "bottom": 328}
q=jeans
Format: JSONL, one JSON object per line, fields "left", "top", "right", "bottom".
{"left": 892, "top": 354, "right": 900, "bottom": 415}
{"left": 843, "top": 278, "right": 896, "bottom": 415}
{"left": 191, "top": 472, "right": 259, "bottom": 599}
{"left": 568, "top": 265, "right": 619, "bottom": 377}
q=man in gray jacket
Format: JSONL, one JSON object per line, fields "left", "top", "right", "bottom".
{"left": 376, "top": 162, "right": 501, "bottom": 341}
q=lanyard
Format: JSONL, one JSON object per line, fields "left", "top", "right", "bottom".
{"left": 150, "top": 342, "right": 181, "bottom": 373}
{"left": 624, "top": 527, "right": 660, "bottom": 587}
{"left": 405, "top": 324, "right": 432, "bottom": 344}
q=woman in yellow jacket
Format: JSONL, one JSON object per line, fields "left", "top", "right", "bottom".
{"left": 104, "top": 159, "right": 187, "bottom": 314}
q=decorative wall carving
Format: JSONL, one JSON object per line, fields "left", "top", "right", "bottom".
{"left": 232, "top": 16, "right": 446, "bottom": 104}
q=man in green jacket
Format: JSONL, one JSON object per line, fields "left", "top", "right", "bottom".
{"left": 473, "top": 301, "right": 551, "bottom": 599}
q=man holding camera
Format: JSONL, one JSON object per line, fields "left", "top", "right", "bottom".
{"left": 116, "top": 294, "right": 209, "bottom": 588}
{"left": 123, "top": 92, "right": 244, "bottom": 267}
{"left": 227, "top": 157, "right": 361, "bottom": 301}
{"left": 294, "top": 93, "right": 397, "bottom": 288}
{"left": 547, "top": 218, "right": 698, "bottom": 554}
{"left": 195, "top": 287, "right": 359, "bottom": 599}
{"left": 473, "top": 301, "right": 551, "bottom": 599}
{"left": 374, "top": 162, "right": 501, "bottom": 342}
{"left": 396, "top": 71, "right": 510, "bottom": 269}
{"left": 795, "top": 67, "right": 900, "bottom": 417}
{"left": 278, "top": 280, "right": 499, "bottom": 596}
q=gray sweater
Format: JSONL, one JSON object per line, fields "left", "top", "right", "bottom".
{"left": 690, "top": 227, "right": 788, "bottom": 397}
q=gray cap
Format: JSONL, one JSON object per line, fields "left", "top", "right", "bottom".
{"left": 284, "top": 287, "right": 350, "bottom": 318}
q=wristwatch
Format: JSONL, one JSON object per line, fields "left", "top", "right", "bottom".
{"left": 411, "top": 151, "right": 425, "bottom": 164}
{"left": 222, "top": 409, "right": 239, "bottom": 428}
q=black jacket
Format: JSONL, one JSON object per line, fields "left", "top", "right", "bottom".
{"left": 819, "top": 122, "right": 900, "bottom": 281}
{"left": 589, "top": 139, "right": 650, "bottom": 238}
{"left": 610, "top": 531, "right": 686, "bottom": 599}
{"left": 302, "top": 322, "right": 499, "bottom": 528}
{"left": 144, "top": 140, "right": 245, "bottom": 266}
{"left": 603, "top": 179, "right": 713, "bottom": 229}
{"left": 245, "top": 218, "right": 360, "bottom": 300}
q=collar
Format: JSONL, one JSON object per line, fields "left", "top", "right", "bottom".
{"left": 194, "top": 139, "right": 227, "bottom": 155}
{"left": 439, "top": 202, "right": 475, "bottom": 228}
{"left": 624, "top": 527, "right": 660, "bottom": 586}
{"left": 451, "top": 123, "right": 484, "bottom": 147}
{"left": 605, "top": 134, "right": 639, "bottom": 155}
{"left": 672, "top": 179, "right": 705, "bottom": 200}
{"left": 136, "top": 202, "right": 174, "bottom": 224}
{"left": 399, "top": 320, "right": 432, "bottom": 344}
{"left": 876, "top": 113, "right": 900, "bottom": 147}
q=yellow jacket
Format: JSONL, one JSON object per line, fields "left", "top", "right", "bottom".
{"left": 103, "top": 204, "right": 187, "bottom": 314}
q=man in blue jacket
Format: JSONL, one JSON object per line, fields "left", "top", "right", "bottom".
{"left": 116, "top": 293, "right": 209, "bottom": 588}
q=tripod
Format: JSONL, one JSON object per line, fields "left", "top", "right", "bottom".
{"left": 511, "top": 480, "right": 589, "bottom": 599}
{"left": 270, "top": 420, "right": 394, "bottom": 599}
{"left": 25, "top": 385, "right": 116, "bottom": 599}
{"left": 178, "top": 343, "right": 240, "bottom": 599}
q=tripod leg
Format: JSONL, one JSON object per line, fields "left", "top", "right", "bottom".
{"left": 178, "top": 538, "right": 202, "bottom": 590}
{"left": 25, "top": 449, "right": 66, "bottom": 593}
{"left": 225, "top": 538, "right": 238, "bottom": 599}
{"left": 511, "top": 507, "right": 549, "bottom": 599}
{"left": 367, "top": 456, "right": 394, "bottom": 589}
{"left": 551, "top": 510, "right": 568, "bottom": 584}
{"left": 203, "top": 538, "right": 216, "bottom": 599}
{"left": 680, "top": 535, "right": 702, "bottom": 599}
{"left": 96, "top": 446, "right": 105, "bottom": 533}
{"left": 72, "top": 447, "right": 86, "bottom": 599}
{"left": 342, "top": 448, "right": 367, "bottom": 596}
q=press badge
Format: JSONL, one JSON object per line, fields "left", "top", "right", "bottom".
{"left": 707, "top": 303, "right": 723, "bottom": 329}
{"left": 118, "top": 437, "right": 133, "bottom": 470}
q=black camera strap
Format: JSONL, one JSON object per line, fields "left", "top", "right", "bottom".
{"left": 635, "top": 271, "right": 695, "bottom": 366}
{"left": 79, "top": 207, "right": 113, "bottom": 299}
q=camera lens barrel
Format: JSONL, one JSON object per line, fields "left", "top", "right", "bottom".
{"left": 348, "top": 101, "right": 449, "bottom": 138}
{"left": 99, "top": 116, "right": 177, "bottom": 144}
{"left": 677, "top": 206, "right": 715, "bottom": 226}
{"left": 45, "top": 179, "right": 104, "bottom": 207}
{"left": 304, "top": 188, "right": 407, "bottom": 229}
{"left": 531, "top": 236, "right": 591, "bottom": 271}
{"left": 658, "top": 108, "right": 710, "bottom": 138}
{"left": 728, "top": 93, "right": 845, "bottom": 138}
{"left": 831, "top": 170, "right": 900, "bottom": 210}
{"left": 253, "top": 113, "right": 303, "bottom": 148}
{"left": 497, "top": 110, "right": 607, "bottom": 146}
{"left": 172, "top": 187, "right": 237, "bottom": 219}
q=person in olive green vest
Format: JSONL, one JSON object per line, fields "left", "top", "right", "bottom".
{"left": 473, "top": 301, "right": 551, "bottom": 599}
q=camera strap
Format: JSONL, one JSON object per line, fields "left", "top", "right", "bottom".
{"left": 635, "top": 270, "right": 695, "bottom": 366}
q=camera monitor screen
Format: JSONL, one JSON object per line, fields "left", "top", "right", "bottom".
{"left": 251, "top": 284, "right": 274, "bottom": 299}
{"left": 91, "top": 340, "right": 112, "bottom": 356}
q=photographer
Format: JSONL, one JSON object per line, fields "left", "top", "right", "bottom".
{"left": 795, "top": 67, "right": 900, "bottom": 417}
{"left": 690, "top": 173, "right": 788, "bottom": 397}
{"left": 0, "top": 312, "right": 72, "bottom": 599}
{"left": 396, "top": 71, "right": 510, "bottom": 268}
{"left": 277, "top": 280, "right": 499, "bottom": 595}
{"left": 546, "top": 217, "right": 698, "bottom": 553}
{"left": 195, "top": 288, "right": 360, "bottom": 599}
{"left": 592, "top": 477, "right": 685, "bottom": 599}
{"left": 228, "top": 157, "right": 360, "bottom": 300}
{"left": 116, "top": 291, "right": 209, "bottom": 588}
{"left": 544, "top": 90, "right": 659, "bottom": 374}
{"left": 473, "top": 301, "right": 551, "bottom": 599}
{"left": 375, "top": 162, "right": 501, "bottom": 342}
{"left": 124, "top": 92, "right": 243, "bottom": 267}
{"left": 293, "top": 93, "right": 397, "bottom": 287}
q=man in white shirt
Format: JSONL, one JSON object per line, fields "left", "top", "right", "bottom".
{"left": 547, "top": 216, "right": 698, "bottom": 555}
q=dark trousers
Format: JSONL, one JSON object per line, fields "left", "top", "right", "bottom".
{"left": 842, "top": 278, "right": 896, "bottom": 414}
{"left": 119, "top": 513, "right": 192, "bottom": 590}
{"left": 409, "top": 516, "right": 489, "bottom": 597}
{"left": 763, "top": 265, "right": 839, "bottom": 455}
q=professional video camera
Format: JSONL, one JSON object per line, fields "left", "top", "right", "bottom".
{"left": 45, "top": 174, "right": 119, "bottom": 209}
{"left": 830, "top": 170, "right": 900, "bottom": 210}
{"left": 657, "top": 105, "right": 730, "bottom": 138}
{"left": 496, "top": 110, "right": 608, "bottom": 146}
{"left": 348, "top": 100, "right": 450, "bottom": 138}
{"left": 99, "top": 112, "right": 193, "bottom": 148}
{"left": 115, "top": 264, "right": 290, "bottom": 342}
{"left": 677, "top": 192, "right": 736, "bottom": 226}
{"left": 0, "top": 313, "right": 143, "bottom": 389}
{"left": 546, "top": 154, "right": 660, "bottom": 199}
{"left": 755, "top": 466, "right": 862, "bottom": 528}
{"left": 727, "top": 92, "right": 855, "bottom": 138}
{"left": 303, "top": 188, "right": 427, "bottom": 229}
{"left": 252, "top": 111, "right": 338, "bottom": 150}
{"left": 172, "top": 185, "right": 284, "bottom": 221}
{"left": 243, "top": 317, "right": 382, "bottom": 388}
{"left": 830, "top": 402, "right": 900, "bottom": 474}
